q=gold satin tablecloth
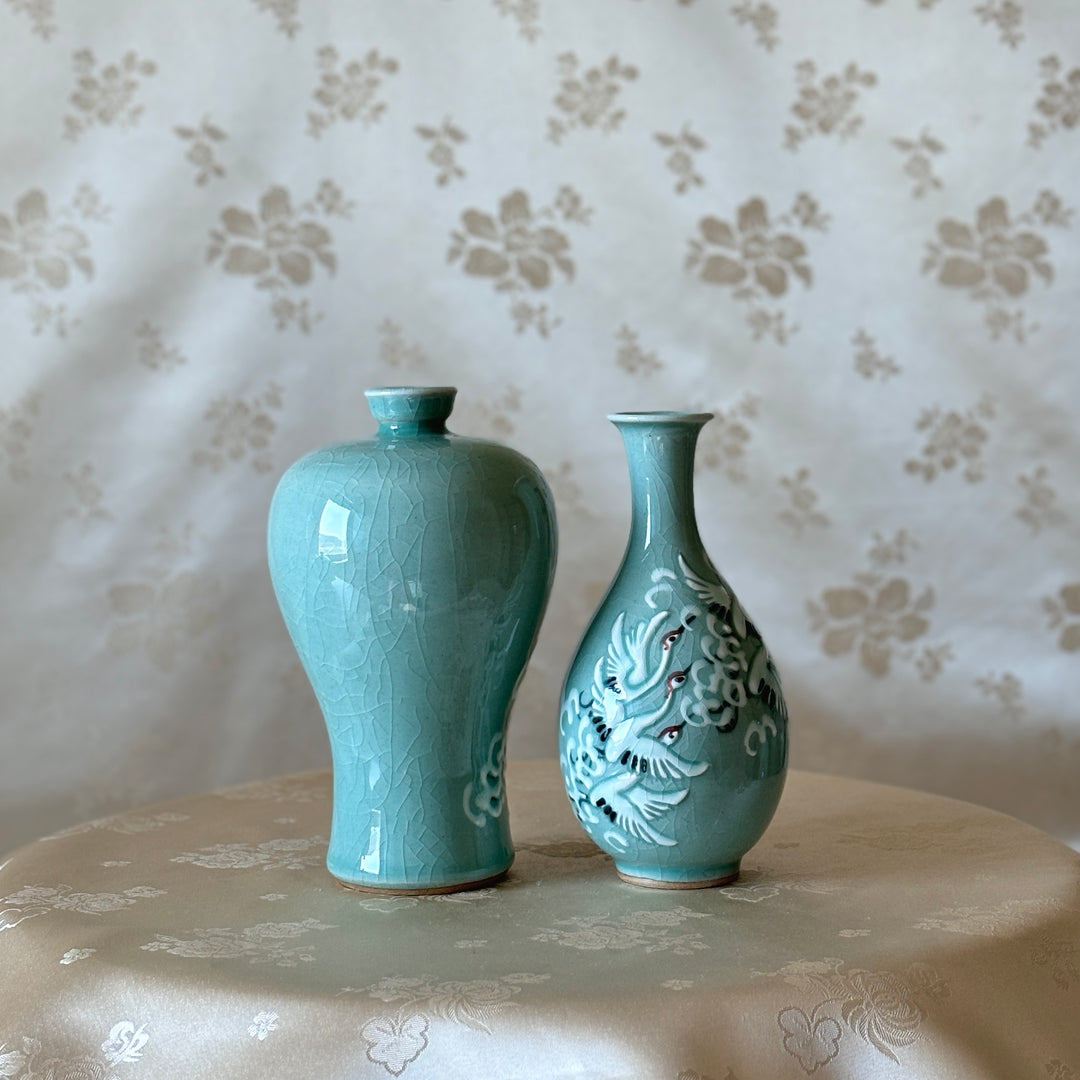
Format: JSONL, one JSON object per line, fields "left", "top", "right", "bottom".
{"left": 2, "top": 762, "right": 1079, "bottom": 1079}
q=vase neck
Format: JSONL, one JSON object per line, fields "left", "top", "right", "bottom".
{"left": 611, "top": 413, "right": 712, "bottom": 555}
{"left": 365, "top": 386, "right": 456, "bottom": 438}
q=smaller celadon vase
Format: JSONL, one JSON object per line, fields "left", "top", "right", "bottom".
{"left": 268, "top": 386, "right": 557, "bottom": 894}
{"left": 560, "top": 411, "right": 788, "bottom": 888}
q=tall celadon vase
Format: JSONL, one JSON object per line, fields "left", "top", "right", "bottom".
{"left": 268, "top": 386, "right": 557, "bottom": 893}
{"left": 560, "top": 412, "right": 787, "bottom": 888}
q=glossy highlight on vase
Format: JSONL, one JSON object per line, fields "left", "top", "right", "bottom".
{"left": 268, "top": 386, "right": 557, "bottom": 893}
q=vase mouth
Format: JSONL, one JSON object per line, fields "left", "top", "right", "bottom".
{"left": 608, "top": 411, "right": 714, "bottom": 426}
{"left": 366, "top": 386, "right": 457, "bottom": 425}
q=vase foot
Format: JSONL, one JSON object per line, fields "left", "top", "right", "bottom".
{"left": 615, "top": 863, "right": 740, "bottom": 890}
{"left": 334, "top": 868, "right": 509, "bottom": 896}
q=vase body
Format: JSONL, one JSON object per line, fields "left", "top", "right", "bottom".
{"left": 268, "top": 386, "right": 557, "bottom": 893}
{"left": 559, "top": 412, "right": 787, "bottom": 887}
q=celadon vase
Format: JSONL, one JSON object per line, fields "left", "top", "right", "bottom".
{"left": 559, "top": 412, "right": 787, "bottom": 888}
{"left": 267, "top": 386, "right": 557, "bottom": 894}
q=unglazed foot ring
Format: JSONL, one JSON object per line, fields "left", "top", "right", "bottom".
{"left": 615, "top": 869, "right": 740, "bottom": 890}
{"left": 334, "top": 868, "right": 509, "bottom": 896}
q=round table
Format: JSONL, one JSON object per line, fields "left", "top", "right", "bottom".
{"left": 2, "top": 762, "right": 1078, "bottom": 1079}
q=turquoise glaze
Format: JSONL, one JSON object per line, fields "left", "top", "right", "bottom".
{"left": 268, "top": 387, "right": 556, "bottom": 893}
{"left": 559, "top": 412, "right": 787, "bottom": 888}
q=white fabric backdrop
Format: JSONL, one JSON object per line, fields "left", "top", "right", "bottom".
{"left": 2, "top": 0, "right": 1079, "bottom": 855}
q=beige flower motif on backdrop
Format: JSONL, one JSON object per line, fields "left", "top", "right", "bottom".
{"left": 1015, "top": 465, "right": 1065, "bottom": 533}
{"left": 654, "top": 124, "right": 706, "bottom": 194}
{"left": 1043, "top": 585, "right": 1080, "bottom": 653}
{"left": 64, "top": 49, "right": 157, "bottom": 141}
{"left": 731, "top": 2, "right": 779, "bottom": 50}
{"left": 378, "top": 318, "right": 429, "bottom": 371}
{"left": 904, "top": 393, "right": 995, "bottom": 483}
{"left": 922, "top": 191, "right": 1072, "bottom": 342}
{"left": 974, "top": 1, "right": 1023, "bottom": 48}
{"left": 0, "top": 186, "right": 108, "bottom": 336}
{"left": 63, "top": 463, "right": 112, "bottom": 524}
{"left": 695, "top": 393, "right": 758, "bottom": 481}
{"left": 778, "top": 468, "right": 830, "bottom": 534}
{"left": 807, "top": 530, "right": 952, "bottom": 680}
{"left": 174, "top": 117, "right": 227, "bottom": 185}
{"left": 891, "top": 129, "right": 945, "bottom": 198}
{"left": 1047, "top": 1061, "right": 1079, "bottom": 1080}
{"left": 135, "top": 322, "right": 187, "bottom": 372}
{"left": 415, "top": 118, "right": 467, "bottom": 186}
{"left": 251, "top": 0, "right": 300, "bottom": 36}
{"left": 1030, "top": 938, "right": 1079, "bottom": 991}
{"left": 193, "top": 381, "right": 284, "bottom": 474}
{"left": 975, "top": 672, "right": 1026, "bottom": 723}
{"left": 308, "top": 45, "right": 399, "bottom": 138}
{"left": 207, "top": 182, "right": 351, "bottom": 331}
{"left": 447, "top": 186, "right": 592, "bottom": 337}
{"left": 763, "top": 958, "right": 948, "bottom": 1069}
{"left": 785, "top": 60, "right": 877, "bottom": 151}
{"left": 852, "top": 328, "right": 900, "bottom": 380}
{"left": 0, "top": 392, "right": 40, "bottom": 482}
{"left": 493, "top": 0, "right": 540, "bottom": 41}
{"left": 453, "top": 385, "right": 522, "bottom": 439}
{"left": 548, "top": 53, "right": 638, "bottom": 145}
{"left": 106, "top": 523, "right": 220, "bottom": 673}
{"left": 614, "top": 325, "right": 661, "bottom": 375}
{"left": 4, "top": 0, "right": 56, "bottom": 38}
{"left": 685, "top": 193, "right": 828, "bottom": 344}
{"left": 1028, "top": 56, "right": 1080, "bottom": 149}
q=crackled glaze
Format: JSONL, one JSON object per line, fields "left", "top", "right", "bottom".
{"left": 268, "top": 387, "right": 556, "bottom": 892}
{"left": 560, "top": 412, "right": 787, "bottom": 887}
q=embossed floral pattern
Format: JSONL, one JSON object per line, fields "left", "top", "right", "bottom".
{"left": 174, "top": 117, "right": 227, "bottom": 185}
{"left": 207, "top": 183, "right": 348, "bottom": 330}
{"left": 308, "top": 46, "right": 399, "bottom": 138}
{"left": 447, "top": 186, "right": 590, "bottom": 335}
{"left": 134, "top": 322, "right": 186, "bottom": 373}
{"left": 904, "top": 394, "right": 994, "bottom": 483}
{"left": 0, "top": 885, "right": 164, "bottom": 931}
{"left": 247, "top": 1011, "right": 280, "bottom": 1040}
{"left": 614, "top": 325, "right": 661, "bottom": 375}
{"left": 974, "top": 1, "right": 1023, "bottom": 48}
{"left": 548, "top": 53, "right": 638, "bottom": 144}
{"left": 0, "top": 393, "right": 40, "bottom": 482}
{"left": 975, "top": 671, "right": 1026, "bottom": 723}
{"left": 141, "top": 918, "right": 335, "bottom": 966}
{"left": 807, "top": 531, "right": 950, "bottom": 680}
{"left": 493, "top": 0, "right": 540, "bottom": 41}
{"left": 891, "top": 129, "right": 945, "bottom": 198}
{"left": 251, "top": 0, "right": 299, "bottom": 36}
{"left": 731, "top": 2, "right": 779, "bottom": 50}
{"left": 415, "top": 118, "right": 467, "bottom": 186}
{"left": 533, "top": 908, "right": 712, "bottom": 954}
{"left": 171, "top": 836, "right": 326, "bottom": 871}
{"left": 64, "top": 50, "right": 157, "bottom": 141}
{"left": 4, "top": 0, "right": 55, "bottom": 37}
{"left": 1029, "top": 56, "right": 1080, "bottom": 148}
{"left": 0, "top": 187, "right": 106, "bottom": 335}
{"left": 654, "top": 125, "right": 706, "bottom": 194}
{"left": 923, "top": 192, "right": 1071, "bottom": 341}
{"left": 341, "top": 973, "right": 548, "bottom": 1076}
{"left": 685, "top": 194, "right": 827, "bottom": 343}
{"left": 785, "top": 60, "right": 877, "bottom": 151}
{"left": 764, "top": 958, "right": 947, "bottom": 1068}
{"left": 0, "top": 1021, "right": 149, "bottom": 1080}
{"left": 192, "top": 381, "right": 284, "bottom": 474}
{"left": 1016, "top": 465, "right": 1065, "bottom": 533}
{"left": 852, "top": 328, "right": 900, "bottom": 380}
{"left": 1043, "top": 584, "right": 1080, "bottom": 653}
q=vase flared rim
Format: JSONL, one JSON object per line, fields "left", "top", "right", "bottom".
{"left": 608, "top": 411, "right": 714, "bottom": 425}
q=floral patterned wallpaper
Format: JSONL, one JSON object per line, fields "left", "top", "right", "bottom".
{"left": 0, "top": 0, "right": 1078, "bottom": 855}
